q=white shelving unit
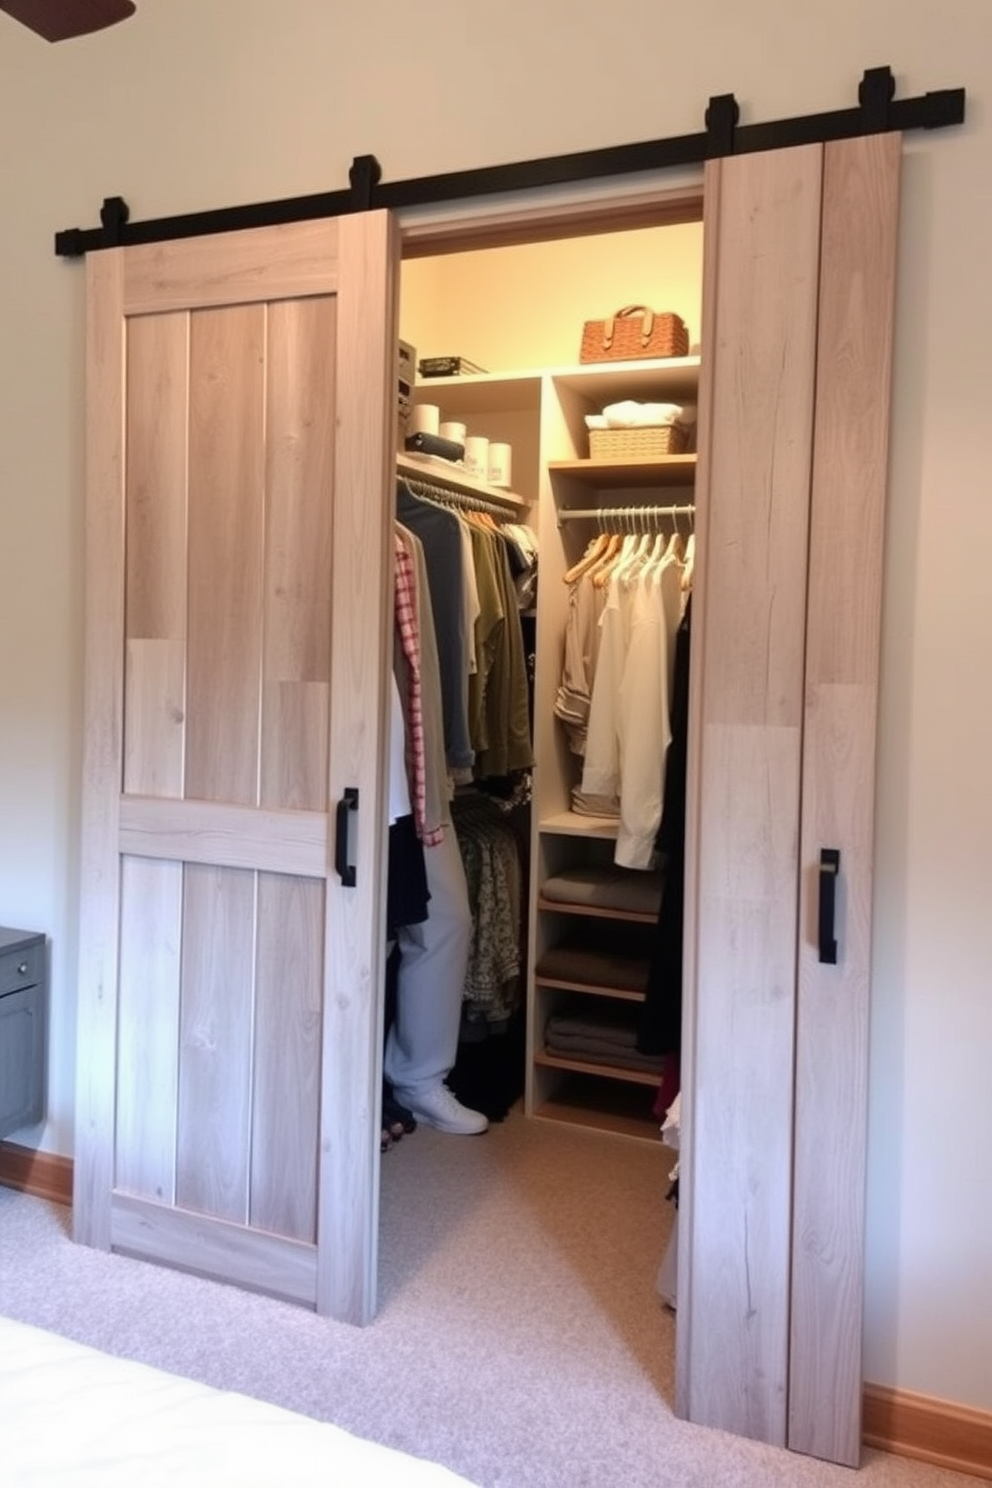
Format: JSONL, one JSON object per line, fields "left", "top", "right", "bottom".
{"left": 409, "top": 356, "right": 700, "bottom": 1141}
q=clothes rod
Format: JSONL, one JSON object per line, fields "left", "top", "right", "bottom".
{"left": 557, "top": 504, "right": 695, "bottom": 524}
{"left": 400, "top": 476, "right": 522, "bottom": 523}
{"left": 397, "top": 452, "right": 527, "bottom": 515}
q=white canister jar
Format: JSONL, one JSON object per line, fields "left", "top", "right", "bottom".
{"left": 487, "top": 442, "right": 513, "bottom": 488}
{"left": 409, "top": 402, "right": 441, "bottom": 436}
{"left": 463, "top": 435, "right": 490, "bottom": 480}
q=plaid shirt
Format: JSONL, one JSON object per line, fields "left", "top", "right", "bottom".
{"left": 394, "top": 534, "right": 441, "bottom": 845}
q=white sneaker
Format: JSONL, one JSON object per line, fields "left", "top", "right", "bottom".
{"left": 394, "top": 1083, "right": 489, "bottom": 1135}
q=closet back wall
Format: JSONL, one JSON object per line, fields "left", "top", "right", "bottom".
{"left": 400, "top": 226, "right": 704, "bottom": 370}
{"left": 1, "top": 0, "right": 989, "bottom": 1422}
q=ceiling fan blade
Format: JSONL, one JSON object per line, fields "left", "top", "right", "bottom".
{"left": 0, "top": 0, "right": 136, "bottom": 42}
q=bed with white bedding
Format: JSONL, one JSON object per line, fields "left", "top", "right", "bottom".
{"left": 0, "top": 1314, "right": 480, "bottom": 1487}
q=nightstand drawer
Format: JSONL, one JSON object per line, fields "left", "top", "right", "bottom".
{"left": 0, "top": 942, "right": 43, "bottom": 997}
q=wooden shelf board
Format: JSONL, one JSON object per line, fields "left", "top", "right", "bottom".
{"left": 531, "top": 1073, "right": 665, "bottom": 1141}
{"left": 549, "top": 454, "right": 696, "bottom": 487}
{"left": 535, "top": 976, "right": 645, "bottom": 1003}
{"left": 539, "top": 811, "right": 619, "bottom": 839}
{"left": 413, "top": 356, "right": 700, "bottom": 409}
{"left": 535, "top": 1050, "right": 661, "bottom": 1086}
{"left": 397, "top": 451, "right": 529, "bottom": 509}
{"left": 414, "top": 371, "right": 543, "bottom": 413}
{"left": 551, "top": 356, "right": 701, "bottom": 402}
{"left": 537, "top": 895, "right": 658, "bottom": 924}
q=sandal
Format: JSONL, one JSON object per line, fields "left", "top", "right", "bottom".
{"left": 383, "top": 1093, "right": 417, "bottom": 1135}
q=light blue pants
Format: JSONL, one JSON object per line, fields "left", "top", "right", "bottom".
{"left": 384, "top": 830, "right": 471, "bottom": 1101}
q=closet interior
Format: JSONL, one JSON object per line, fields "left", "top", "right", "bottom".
{"left": 396, "top": 212, "right": 703, "bottom": 1143}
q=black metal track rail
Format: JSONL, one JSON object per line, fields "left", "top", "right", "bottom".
{"left": 54, "top": 67, "right": 965, "bottom": 258}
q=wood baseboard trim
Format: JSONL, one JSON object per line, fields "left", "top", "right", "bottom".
{"left": 0, "top": 1142, "right": 73, "bottom": 1206}
{"left": 863, "top": 1382, "right": 992, "bottom": 1480}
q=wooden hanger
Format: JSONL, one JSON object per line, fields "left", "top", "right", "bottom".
{"left": 563, "top": 532, "right": 610, "bottom": 584}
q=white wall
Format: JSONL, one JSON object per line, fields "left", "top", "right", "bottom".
{"left": 1, "top": 0, "right": 989, "bottom": 1414}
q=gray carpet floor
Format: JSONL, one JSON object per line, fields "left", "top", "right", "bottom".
{"left": 0, "top": 1109, "right": 982, "bottom": 1487}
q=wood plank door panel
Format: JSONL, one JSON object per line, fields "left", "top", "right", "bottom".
{"left": 75, "top": 213, "right": 399, "bottom": 1322}
{"left": 680, "top": 135, "right": 901, "bottom": 1463}
{"left": 678, "top": 142, "right": 824, "bottom": 1448}
{"left": 789, "top": 131, "right": 901, "bottom": 1466}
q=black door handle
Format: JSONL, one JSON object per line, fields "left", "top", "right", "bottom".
{"left": 818, "top": 848, "right": 840, "bottom": 964}
{"left": 334, "top": 787, "right": 359, "bottom": 887}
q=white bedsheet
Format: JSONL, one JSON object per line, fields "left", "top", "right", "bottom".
{"left": 0, "top": 1314, "right": 480, "bottom": 1487}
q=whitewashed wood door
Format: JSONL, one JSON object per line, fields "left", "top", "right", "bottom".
{"left": 677, "top": 134, "right": 900, "bottom": 1464}
{"left": 74, "top": 212, "right": 400, "bottom": 1324}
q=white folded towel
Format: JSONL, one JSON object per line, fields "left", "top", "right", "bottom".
{"left": 585, "top": 400, "right": 684, "bottom": 430}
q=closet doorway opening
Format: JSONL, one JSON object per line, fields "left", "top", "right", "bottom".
{"left": 380, "top": 177, "right": 705, "bottom": 1412}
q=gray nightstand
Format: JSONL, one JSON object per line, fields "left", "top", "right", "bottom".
{"left": 0, "top": 927, "right": 46, "bottom": 1140}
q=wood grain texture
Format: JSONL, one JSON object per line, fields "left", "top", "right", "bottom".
{"left": 185, "top": 304, "right": 265, "bottom": 805}
{"left": 115, "top": 856, "right": 182, "bottom": 1202}
{"left": 250, "top": 874, "right": 323, "bottom": 1241}
{"left": 317, "top": 210, "right": 398, "bottom": 1323}
{"left": 176, "top": 865, "right": 255, "bottom": 1223}
{"left": 789, "top": 132, "right": 901, "bottom": 1467}
{"left": 123, "top": 640, "right": 186, "bottom": 797}
{"left": 674, "top": 153, "right": 723, "bottom": 1423}
{"left": 123, "top": 218, "right": 340, "bottom": 315}
{"left": 124, "top": 312, "right": 189, "bottom": 642}
{"left": 74, "top": 246, "right": 127, "bottom": 1250}
{"left": 118, "top": 794, "right": 328, "bottom": 876}
{"left": 111, "top": 1193, "right": 317, "bottom": 1306}
{"left": 678, "top": 144, "right": 823, "bottom": 1446}
{"left": 260, "top": 296, "right": 336, "bottom": 810}
{"left": 123, "top": 311, "right": 189, "bottom": 796}
{"left": 260, "top": 682, "right": 330, "bottom": 812}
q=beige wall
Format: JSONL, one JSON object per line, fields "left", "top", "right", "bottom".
{"left": 400, "top": 225, "right": 704, "bottom": 370}
{"left": 1, "top": 0, "right": 989, "bottom": 1415}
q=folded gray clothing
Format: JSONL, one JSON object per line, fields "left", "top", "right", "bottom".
{"left": 542, "top": 866, "right": 663, "bottom": 916}
{"left": 544, "top": 1035, "right": 665, "bottom": 1075}
{"left": 535, "top": 945, "right": 650, "bottom": 994}
{"left": 546, "top": 1011, "right": 643, "bottom": 1047}
{"left": 546, "top": 1011, "right": 665, "bottom": 1072}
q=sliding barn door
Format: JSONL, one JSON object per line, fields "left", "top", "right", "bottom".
{"left": 677, "top": 133, "right": 900, "bottom": 1464}
{"left": 74, "top": 212, "right": 399, "bottom": 1324}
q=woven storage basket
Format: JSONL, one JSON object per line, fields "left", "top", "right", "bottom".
{"left": 588, "top": 424, "right": 688, "bottom": 459}
{"left": 580, "top": 305, "right": 689, "bottom": 363}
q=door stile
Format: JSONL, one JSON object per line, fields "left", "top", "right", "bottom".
{"left": 789, "top": 132, "right": 901, "bottom": 1465}
{"left": 677, "top": 143, "right": 824, "bottom": 1445}
{"left": 673, "top": 153, "right": 722, "bottom": 1426}
{"left": 317, "top": 211, "right": 401, "bottom": 1323}
{"left": 73, "top": 246, "right": 127, "bottom": 1249}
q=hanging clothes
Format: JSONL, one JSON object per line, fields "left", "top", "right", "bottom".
{"left": 638, "top": 594, "right": 692, "bottom": 1057}
{"left": 394, "top": 522, "right": 451, "bottom": 845}
{"left": 579, "top": 539, "right": 684, "bottom": 869}
{"left": 396, "top": 482, "right": 474, "bottom": 775}
{"left": 397, "top": 480, "right": 535, "bottom": 787}
{"left": 451, "top": 792, "right": 523, "bottom": 1025}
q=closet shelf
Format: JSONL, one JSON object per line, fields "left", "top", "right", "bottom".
{"left": 396, "top": 451, "right": 529, "bottom": 510}
{"left": 535, "top": 975, "right": 645, "bottom": 1003}
{"left": 548, "top": 454, "right": 696, "bottom": 487}
{"left": 413, "top": 356, "right": 700, "bottom": 414}
{"left": 532, "top": 1091, "right": 662, "bottom": 1142}
{"left": 534, "top": 1050, "right": 661, "bottom": 1087}
{"left": 536, "top": 895, "right": 658, "bottom": 926}
{"left": 539, "top": 811, "right": 619, "bottom": 840}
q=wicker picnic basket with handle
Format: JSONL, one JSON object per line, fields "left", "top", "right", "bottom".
{"left": 580, "top": 305, "right": 689, "bottom": 364}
